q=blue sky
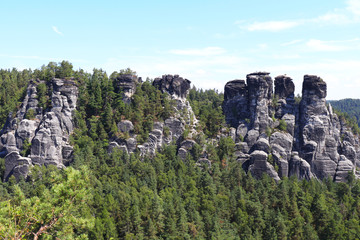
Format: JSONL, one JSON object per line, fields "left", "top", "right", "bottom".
{"left": 1, "top": 0, "right": 360, "bottom": 99}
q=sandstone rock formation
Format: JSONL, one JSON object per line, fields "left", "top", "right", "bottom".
{"left": 1, "top": 78, "right": 78, "bottom": 181}
{"left": 223, "top": 73, "right": 359, "bottom": 182}
{"left": 109, "top": 74, "right": 198, "bottom": 159}
{"left": 113, "top": 74, "right": 140, "bottom": 103}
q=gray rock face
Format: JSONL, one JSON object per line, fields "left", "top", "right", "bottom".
{"left": 274, "top": 75, "right": 295, "bottom": 99}
{"left": 247, "top": 72, "right": 273, "bottom": 132}
{"left": 335, "top": 155, "right": 354, "bottom": 182}
{"left": 2, "top": 78, "right": 78, "bottom": 181}
{"left": 299, "top": 75, "right": 342, "bottom": 179}
{"left": 274, "top": 76, "right": 296, "bottom": 119}
{"left": 223, "top": 73, "right": 359, "bottom": 182}
{"left": 289, "top": 152, "right": 313, "bottom": 180}
{"left": 114, "top": 74, "right": 139, "bottom": 103}
{"left": 223, "top": 80, "right": 248, "bottom": 127}
{"left": 118, "top": 120, "right": 134, "bottom": 133}
{"left": 153, "top": 74, "right": 191, "bottom": 99}
{"left": 4, "top": 152, "right": 32, "bottom": 181}
{"left": 247, "top": 150, "right": 280, "bottom": 181}
{"left": 252, "top": 138, "right": 270, "bottom": 154}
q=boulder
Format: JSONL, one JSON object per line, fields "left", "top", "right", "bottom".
{"left": 4, "top": 151, "right": 32, "bottom": 181}
{"left": 252, "top": 138, "right": 270, "bottom": 154}
{"left": 178, "top": 148, "right": 188, "bottom": 160}
{"left": 118, "top": 120, "right": 134, "bottom": 133}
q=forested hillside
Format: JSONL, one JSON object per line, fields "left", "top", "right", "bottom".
{"left": 329, "top": 99, "right": 360, "bottom": 134}
{"left": 1, "top": 62, "right": 360, "bottom": 239}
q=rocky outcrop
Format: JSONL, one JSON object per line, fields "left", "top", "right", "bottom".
{"left": 299, "top": 75, "right": 342, "bottom": 180}
{"left": 1, "top": 78, "right": 78, "bottom": 181}
{"left": 223, "top": 80, "right": 248, "bottom": 127}
{"left": 153, "top": 75, "right": 191, "bottom": 99}
{"left": 113, "top": 74, "right": 140, "bottom": 103}
{"left": 248, "top": 150, "right": 280, "bottom": 181}
{"left": 224, "top": 73, "right": 358, "bottom": 182}
{"left": 109, "top": 74, "right": 198, "bottom": 160}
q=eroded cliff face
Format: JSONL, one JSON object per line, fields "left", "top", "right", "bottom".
{"left": 223, "top": 73, "right": 359, "bottom": 182}
{"left": 109, "top": 74, "right": 198, "bottom": 160}
{"left": 3, "top": 71, "right": 359, "bottom": 183}
{"left": 1, "top": 78, "right": 78, "bottom": 181}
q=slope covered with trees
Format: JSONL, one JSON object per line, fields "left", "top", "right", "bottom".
{"left": 329, "top": 99, "right": 360, "bottom": 134}
{"left": 1, "top": 62, "right": 360, "bottom": 239}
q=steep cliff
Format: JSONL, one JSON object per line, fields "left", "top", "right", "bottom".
{"left": 223, "top": 73, "right": 359, "bottom": 181}
{"left": 1, "top": 78, "right": 78, "bottom": 181}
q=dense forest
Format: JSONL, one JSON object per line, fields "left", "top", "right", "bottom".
{"left": 329, "top": 99, "right": 360, "bottom": 134}
{"left": 1, "top": 62, "right": 360, "bottom": 239}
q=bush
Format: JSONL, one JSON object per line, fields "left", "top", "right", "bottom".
{"left": 25, "top": 108, "right": 36, "bottom": 120}
{"left": 277, "top": 119, "right": 287, "bottom": 132}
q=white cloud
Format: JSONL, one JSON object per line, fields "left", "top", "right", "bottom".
{"left": 306, "top": 38, "right": 360, "bottom": 51}
{"left": 306, "top": 39, "right": 347, "bottom": 51}
{"left": 239, "top": 0, "right": 360, "bottom": 32}
{"left": 281, "top": 39, "right": 303, "bottom": 46}
{"left": 347, "top": 0, "right": 360, "bottom": 16}
{"left": 272, "top": 54, "right": 301, "bottom": 60}
{"left": 315, "top": 12, "right": 351, "bottom": 24}
{"left": 168, "top": 47, "right": 226, "bottom": 56}
{"left": 243, "top": 20, "right": 302, "bottom": 32}
{"left": 258, "top": 43, "right": 268, "bottom": 49}
{"left": 52, "top": 26, "right": 63, "bottom": 36}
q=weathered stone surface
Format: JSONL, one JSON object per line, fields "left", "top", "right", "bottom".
{"left": 196, "top": 158, "right": 211, "bottom": 169}
{"left": 289, "top": 152, "right": 313, "bottom": 180}
{"left": 245, "top": 129, "right": 260, "bottom": 149}
{"left": 180, "top": 139, "right": 196, "bottom": 150}
{"left": 274, "top": 75, "right": 295, "bottom": 99}
{"left": 237, "top": 153, "right": 250, "bottom": 165}
{"left": 236, "top": 142, "right": 249, "bottom": 154}
{"left": 2, "top": 78, "right": 78, "bottom": 180}
{"left": 118, "top": 120, "right": 134, "bottom": 133}
{"left": 252, "top": 138, "right": 270, "bottom": 154}
{"left": 4, "top": 152, "right": 32, "bottom": 181}
{"left": 272, "top": 152, "right": 288, "bottom": 178}
{"left": 114, "top": 74, "right": 139, "bottom": 103}
{"left": 178, "top": 148, "right": 188, "bottom": 160}
{"left": 222, "top": 72, "right": 359, "bottom": 182}
{"left": 248, "top": 150, "right": 280, "bottom": 181}
{"left": 270, "top": 132, "right": 293, "bottom": 160}
{"left": 16, "top": 119, "right": 38, "bottom": 147}
{"left": 335, "top": 155, "right": 354, "bottom": 182}
{"left": 126, "top": 138, "right": 137, "bottom": 153}
{"left": 247, "top": 72, "right": 273, "bottom": 131}
{"left": 342, "top": 142, "right": 356, "bottom": 162}
{"left": 297, "top": 75, "right": 345, "bottom": 180}
{"left": 281, "top": 114, "right": 295, "bottom": 135}
{"left": 223, "top": 80, "right": 249, "bottom": 127}
{"left": 164, "top": 117, "right": 185, "bottom": 143}
{"left": 153, "top": 74, "right": 191, "bottom": 99}
{"left": 236, "top": 123, "right": 248, "bottom": 141}
{"left": 302, "top": 75, "right": 327, "bottom": 99}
